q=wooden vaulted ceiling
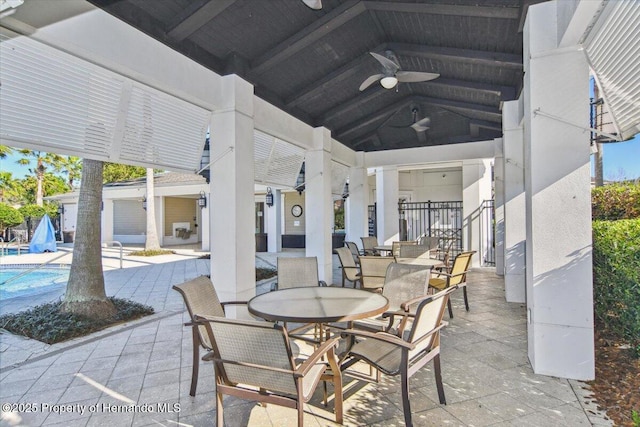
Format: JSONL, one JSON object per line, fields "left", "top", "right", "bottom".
{"left": 89, "top": 0, "right": 542, "bottom": 152}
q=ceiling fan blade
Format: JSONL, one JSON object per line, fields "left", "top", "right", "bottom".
{"left": 417, "top": 130, "right": 428, "bottom": 144}
{"left": 411, "top": 123, "right": 430, "bottom": 133}
{"left": 302, "top": 0, "right": 322, "bottom": 10}
{"left": 359, "top": 73, "right": 384, "bottom": 91}
{"left": 396, "top": 71, "right": 440, "bottom": 83}
{"left": 370, "top": 52, "right": 400, "bottom": 72}
{"left": 414, "top": 117, "right": 431, "bottom": 127}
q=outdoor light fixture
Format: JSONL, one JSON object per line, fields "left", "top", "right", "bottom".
{"left": 142, "top": 197, "right": 147, "bottom": 210}
{"left": 342, "top": 182, "right": 349, "bottom": 200}
{"left": 295, "top": 163, "right": 306, "bottom": 195}
{"left": 265, "top": 187, "right": 274, "bottom": 207}
{"left": 198, "top": 191, "right": 207, "bottom": 208}
{"left": 198, "top": 133, "right": 211, "bottom": 183}
{"left": 380, "top": 76, "right": 398, "bottom": 89}
{"left": 57, "top": 205, "right": 64, "bottom": 215}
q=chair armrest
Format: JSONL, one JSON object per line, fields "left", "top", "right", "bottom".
{"left": 340, "top": 329, "right": 415, "bottom": 350}
{"left": 295, "top": 337, "right": 340, "bottom": 377}
{"left": 411, "top": 322, "right": 448, "bottom": 346}
{"left": 221, "top": 301, "right": 248, "bottom": 307}
{"left": 319, "top": 280, "right": 328, "bottom": 287}
{"left": 271, "top": 282, "right": 278, "bottom": 292}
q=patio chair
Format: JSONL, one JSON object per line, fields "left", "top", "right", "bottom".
{"left": 271, "top": 256, "right": 327, "bottom": 291}
{"left": 344, "top": 241, "right": 362, "bottom": 264}
{"left": 398, "top": 243, "right": 432, "bottom": 259}
{"left": 429, "top": 251, "right": 475, "bottom": 318}
{"left": 172, "top": 275, "right": 248, "bottom": 396}
{"left": 195, "top": 315, "right": 343, "bottom": 427}
{"left": 416, "top": 235, "right": 440, "bottom": 251}
{"left": 340, "top": 287, "right": 456, "bottom": 427}
{"left": 353, "top": 262, "right": 431, "bottom": 335}
{"left": 357, "top": 255, "right": 395, "bottom": 292}
{"left": 335, "top": 247, "right": 361, "bottom": 288}
{"left": 360, "top": 236, "right": 380, "bottom": 256}
{"left": 391, "top": 240, "right": 417, "bottom": 258}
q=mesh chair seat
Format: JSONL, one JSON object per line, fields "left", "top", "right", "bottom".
{"left": 347, "top": 332, "right": 403, "bottom": 374}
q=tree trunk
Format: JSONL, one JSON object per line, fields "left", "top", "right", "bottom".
{"left": 36, "top": 160, "right": 44, "bottom": 206}
{"left": 145, "top": 168, "right": 161, "bottom": 251}
{"left": 62, "top": 159, "right": 116, "bottom": 319}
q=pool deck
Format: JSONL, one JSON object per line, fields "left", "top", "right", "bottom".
{"left": 0, "top": 244, "right": 611, "bottom": 426}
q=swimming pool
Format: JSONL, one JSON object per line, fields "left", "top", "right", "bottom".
{"left": 0, "top": 247, "right": 30, "bottom": 256}
{"left": 0, "top": 267, "right": 69, "bottom": 299}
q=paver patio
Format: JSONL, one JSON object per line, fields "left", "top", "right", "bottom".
{"left": 0, "top": 248, "right": 611, "bottom": 426}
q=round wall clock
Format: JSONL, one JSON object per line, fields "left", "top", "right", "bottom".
{"left": 291, "top": 204, "right": 303, "bottom": 217}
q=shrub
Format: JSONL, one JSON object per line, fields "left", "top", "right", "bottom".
{"left": 128, "top": 249, "right": 175, "bottom": 256}
{"left": 0, "top": 202, "right": 24, "bottom": 230}
{"left": 592, "top": 182, "right": 640, "bottom": 220}
{"left": 0, "top": 298, "right": 154, "bottom": 344}
{"left": 18, "top": 204, "right": 47, "bottom": 220}
{"left": 592, "top": 219, "right": 640, "bottom": 354}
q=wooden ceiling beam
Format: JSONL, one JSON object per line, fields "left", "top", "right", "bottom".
{"left": 387, "top": 42, "right": 523, "bottom": 69}
{"left": 364, "top": 1, "right": 520, "bottom": 19}
{"left": 247, "top": 0, "right": 366, "bottom": 78}
{"left": 167, "top": 0, "right": 237, "bottom": 41}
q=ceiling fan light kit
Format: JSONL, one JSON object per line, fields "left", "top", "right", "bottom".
{"left": 380, "top": 76, "right": 398, "bottom": 89}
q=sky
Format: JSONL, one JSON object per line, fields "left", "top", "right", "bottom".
{"left": 2, "top": 136, "right": 639, "bottom": 182}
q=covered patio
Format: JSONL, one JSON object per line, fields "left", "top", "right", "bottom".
{"left": 0, "top": 251, "right": 608, "bottom": 426}
{"left": 1, "top": 0, "right": 638, "bottom": 412}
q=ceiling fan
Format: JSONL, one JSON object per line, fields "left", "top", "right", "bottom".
{"left": 302, "top": 0, "right": 322, "bottom": 10}
{"left": 392, "top": 107, "right": 431, "bottom": 133}
{"left": 359, "top": 50, "right": 440, "bottom": 91}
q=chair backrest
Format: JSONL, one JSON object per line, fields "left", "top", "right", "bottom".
{"left": 360, "top": 236, "right": 379, "bottom": 252}
{"left": 336, "top": 247, "right": 356, "bottom": 269}
{"left": 277, "top": 257, "right": 320, "bottom": 289}
{"left": 358, "top": 255, "right": 395, "bottom": 291}
{"left": 344, "top": 241, "right": 360, "bottom": 261}
{"left": 172, "top": 275, "right": 225, "bottom": 349}
{"left": 200, "top": 316, "right": 298, "bottom": 397}
{"left": 392, "top": 241, "right": 417, "bottom": 257}
{"left": 407, "top": 287, "right": 455, "bottom": 358}
{"left": 448, "top": 251, "right": 475, "bottom": 286}
{"left": 398, "top": 244, "right": 431, "bottom": 259}
{"left": 382, "top": 263, "right": 430, "bottom": 312}
{"left": 416, "top": 236, "right": 440, "bottom": 251}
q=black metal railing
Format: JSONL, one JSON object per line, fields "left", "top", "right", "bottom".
{"left": 367, "top": 204, "right": 376, "bottom": 237}
{"left": 480, "top": 199, "right": 496, "bottom": 266}
{"left": 398, "top": 201, "right": 463, "bottom": 260}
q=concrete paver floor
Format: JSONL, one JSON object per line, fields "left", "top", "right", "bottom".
{"left": 0, "top": 247, "right": 610, "bottom": 426}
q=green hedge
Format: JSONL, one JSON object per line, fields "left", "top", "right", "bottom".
{"left": 592, "top": 182, "right": 640, "bottom": 220}
{"left": 592, "top": 218, "right": 640, "bottom": 353}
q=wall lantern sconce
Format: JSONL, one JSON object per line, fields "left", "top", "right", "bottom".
{"left": 198, "top": 191, "right": 207, "bottom": 208}
{"left": 57, "top": 205, "right": 64, "bottom": 215}
{"left": 265, "top": 187, "right": 274, "bottom": 207}
{"left": 142, "top": 197, "right": 147, "bottom": 210}
{"left": 342, "top": 182, "right": 349, "bottom": 200}
{"left": 198, "top": 133, "right": 211, "bottom": 183}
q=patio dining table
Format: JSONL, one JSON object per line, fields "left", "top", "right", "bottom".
{"left": 248, "top": 287, "right": 389, "bottom": 325}
{"left": 395, "top": 257, "right": 444, "bottom": 268}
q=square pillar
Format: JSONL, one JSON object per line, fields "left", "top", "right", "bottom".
{"left": 305, "top": 127, "right": 333, "bottom": 283}
{"left": 375, "top": 166, "right": 399, "bottom": 245}
{"left": 346, "top": 153, "right": 368, "bottom": 247}
{"left": 210, "top": 75, "right": 256, "bottom": 307}
{"left": 266, "top": 188, "right": 282, "bottom": 253}
{"left": 523, "top": 1, "right": 594, "bottom": 380}
{"left": 503, "top": 99, "right": 526, "bottom": 303}
{"left": 462, "top": 159, "right": 493, "bottom": 267}
{"left": 494, "top": 138, "right": 505, "bottom": 276}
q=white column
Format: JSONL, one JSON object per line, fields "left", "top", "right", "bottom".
{"left": 267, "top": 189, "right": 282, "bottom": 253}
{"left": 494, "top": 138, "right": 505, "bottom": 276}
{"left": 503, "top": 99, "right": 526, "bottom": 303}
{"left": 101, "top": 199, "right": 114, "bottom": 243}
{"left": 462, "top": 159, "right": 493, "bottom": 267}
{"left": 523, "top": 1, "right": 594, "bottom": 380}
{"left": 346, "top": 153, "right": 368, "bottom": 248}
{"left": 305, "top": 127, "right": 333, "bottom": 283}
{"left": 200, "top": 194, "right": 210, "bottom": 251}
{"left": 210, "top": 75, "right": 256, "bottom": 307}
{"left": 375, "top": 166, "right": 399, "bottom": 245}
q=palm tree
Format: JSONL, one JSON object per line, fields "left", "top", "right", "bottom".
{"left": 144, "top": 168, "right": 161, "bottom": 251}
{"left": 61, "top": 158, "right": 116, "bottom": 319}
{"left": 54, "top": 155, "right": 83, "bottom": 189}
{"left": 16, "top": 149, "right": 63, "bottom": 206}
{"left": 0, "top": 145, "right": 13, "bottom": 158}
{"left": 0, "top": 171, "right": 19, "bottom": 203}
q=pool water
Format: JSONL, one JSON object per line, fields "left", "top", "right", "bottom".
{"left": 1, "top": 248, "right": 30, "bottom": 256}
{"left": 0, "top": 268, "right": 69, "bottom": 299}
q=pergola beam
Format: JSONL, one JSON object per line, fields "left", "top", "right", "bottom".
{"left": 247, "top": 0, "right": 367, "bottom": 78}
{"left": 167, "top": 0, "right": 237, "bottom": 41}
{"left": 364, "top": 1, "right": 521, "bottom": 19}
